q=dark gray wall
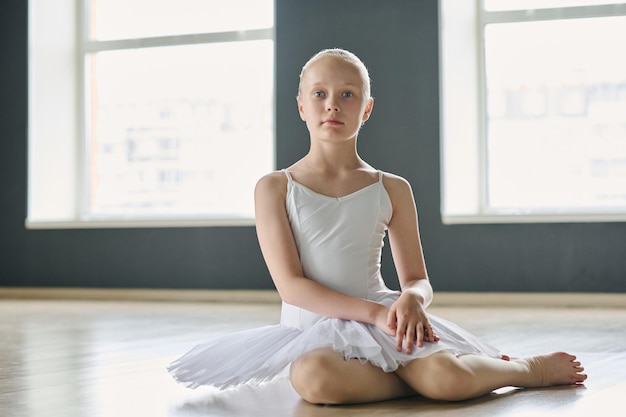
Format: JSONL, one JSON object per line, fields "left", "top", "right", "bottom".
{"left": 1, "top": 0, "right": 624, "bottom": 292}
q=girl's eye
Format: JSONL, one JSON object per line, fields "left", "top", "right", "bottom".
{"left": 313, "top": 91, "right": 325, "bottom": 98}
{"left": 342, "top": 91, "right": 353, "bottom": 98}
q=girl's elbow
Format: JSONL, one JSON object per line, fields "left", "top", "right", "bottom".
{"left": 274, "top": 281, "right": 299, "bottom": 305}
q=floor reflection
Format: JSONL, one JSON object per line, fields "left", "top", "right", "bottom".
{"left": 1, "top": 300, "right": 624, "bottom": 417}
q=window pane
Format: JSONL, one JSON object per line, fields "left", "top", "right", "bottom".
{"left": 485, "top": 17, "right": 626, "bottom": 211}
{"left": 484, "top": 0, "right": 623, "bottom": 11}
{"left": 87, "top": 40, "right": 274, "bottom": 219}
{"left": 91, "top": 0, "right": 274, "bottom": 40}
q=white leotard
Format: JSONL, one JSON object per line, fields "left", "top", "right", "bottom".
{"left": 280, "top": 169, "right": 399, "bottom": 329}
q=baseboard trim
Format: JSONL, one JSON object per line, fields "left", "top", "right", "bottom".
{"left": 432, "top": 292, "right": 625, "bottom": 309}
{"left": 0, "top": 287, "right": 624, "bottom": 308}
{"left": 0, "top": 287, "right": 281, "bottom": 303}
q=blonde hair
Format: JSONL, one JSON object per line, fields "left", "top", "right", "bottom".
{"left": 297, "top": 48, "right": 371, "bottom": 99}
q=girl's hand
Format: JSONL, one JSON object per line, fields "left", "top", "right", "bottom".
{"left": 387, "top": 292, "right": 439, "bottom": 354}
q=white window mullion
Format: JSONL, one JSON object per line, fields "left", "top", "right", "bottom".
{"left": 481, "top": 4, "right": 626, "bottom": 24}
{"left": 477, "top": 0, "right": 490, "bottom": 216}
{"left": 77, "top": 0, "right": 91, "bottom": 221}
{"left": 83, "top": 28, "right": 274, "bottom": 52}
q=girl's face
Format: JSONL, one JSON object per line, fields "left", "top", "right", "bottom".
{"left": 297, "top": 56, "right": 373, "bottom": 142}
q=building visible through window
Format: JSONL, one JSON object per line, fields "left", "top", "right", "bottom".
{"left": 440, "top": 0, "right": 626, "bottom": 223}
{"left": 27, "top": 0, "right": 274, "bottom": 228}
{"left": 86, "top": 0, "right": 275, "bottom": 220}
{"left": 484, "top": 16, "right": 626, "bottom": 212}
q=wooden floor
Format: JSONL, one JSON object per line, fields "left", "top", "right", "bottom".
{"left": 1, "top": 298, "right": 625, "bottom": 417}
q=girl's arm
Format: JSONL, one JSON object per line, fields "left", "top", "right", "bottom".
{"left": 254, "top": 172, "right": 390, "bottom": 330}
{"left": 384, "top": 173, "right": 439, "bottom": 353}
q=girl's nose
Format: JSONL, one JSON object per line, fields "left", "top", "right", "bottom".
{"left": 326, "top": 98, "right": 340, "bottom": 112}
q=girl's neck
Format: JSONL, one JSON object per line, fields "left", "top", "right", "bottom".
{"left": 304, "top": 139, "right": 364, "bottom": 174}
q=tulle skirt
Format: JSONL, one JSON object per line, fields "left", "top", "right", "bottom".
{"left": 167, "top": 312, "right": 502, "bottom": 390}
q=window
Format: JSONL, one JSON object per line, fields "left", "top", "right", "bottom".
{"left": 28, "top": 0, "right": 274, "bottom": 228}
{"left": 440, "top": 0, "right": 626, "bottom": 223}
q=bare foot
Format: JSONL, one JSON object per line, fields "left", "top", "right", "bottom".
{"left": 517, "top": 352, "right": 587, "bottom": 387}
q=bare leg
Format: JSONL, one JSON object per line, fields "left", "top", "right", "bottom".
{"left": 289, "top": 348, "right": 416, "bottom": 404}
{"left": 395, "top": 351, "right": 587, "bottom": 401}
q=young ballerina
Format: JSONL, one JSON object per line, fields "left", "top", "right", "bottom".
{"left": 168, "top": 48, "right": 587, "bottom": 404}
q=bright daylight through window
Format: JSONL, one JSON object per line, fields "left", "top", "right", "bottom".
{"left": 28, "top": 0, "right": 274, "bottom": 228}
{"left": 440, "top": 0, "right": 626, "bottom": 223}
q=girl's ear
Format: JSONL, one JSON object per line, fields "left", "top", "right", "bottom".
{"left": 362, "top": 97, "right": 374, "bottom": 122}
{"left": 296, "top": 96, "right": 306, "bottom": 121}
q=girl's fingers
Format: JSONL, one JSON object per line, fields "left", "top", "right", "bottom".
{"left": 396, "top": 326, "right": 405, "bottom": 352}
{"left": 418, "top": 322, "right": 429, "bottom": 348}
{"left": 422, "top": 324, "right": 430, "bottom": 343}
{"left": 422, "top": 322, "right": 439, "bottom": 343}
{"left": 428, "top": 327, "right": 440, "bottom": 342}
{"left": 405, "top": 323, "right": 416, "bottom": 353}
{"left": 391, "top": 312, "right": 440, "bottom": 353}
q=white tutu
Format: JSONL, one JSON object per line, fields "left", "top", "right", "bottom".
{"left": 167, "top": 311, "right": 502, "bottom": 390}
{"left": 168, "top": 173, "right": 503, "bottom": 390}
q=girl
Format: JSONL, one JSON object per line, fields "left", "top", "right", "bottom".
{"left": 168, "top": 48, "right": 587, "bottom": 404}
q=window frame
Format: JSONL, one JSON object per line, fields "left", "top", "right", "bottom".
{"left": 439, "top": 0, "right": 626, "bottom": 224}
{"left": 27, "top": 0, "right": 275, "bottom": 229}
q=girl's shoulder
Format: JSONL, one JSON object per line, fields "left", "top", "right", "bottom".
{"left": 380, "top": 171, "right": 417, "bottom": 212}
{"left": 255, "top": 170, "right": 289, "bottom": 196}
{"left": 381, "top": 171, "right": 413, "bottom": 194}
